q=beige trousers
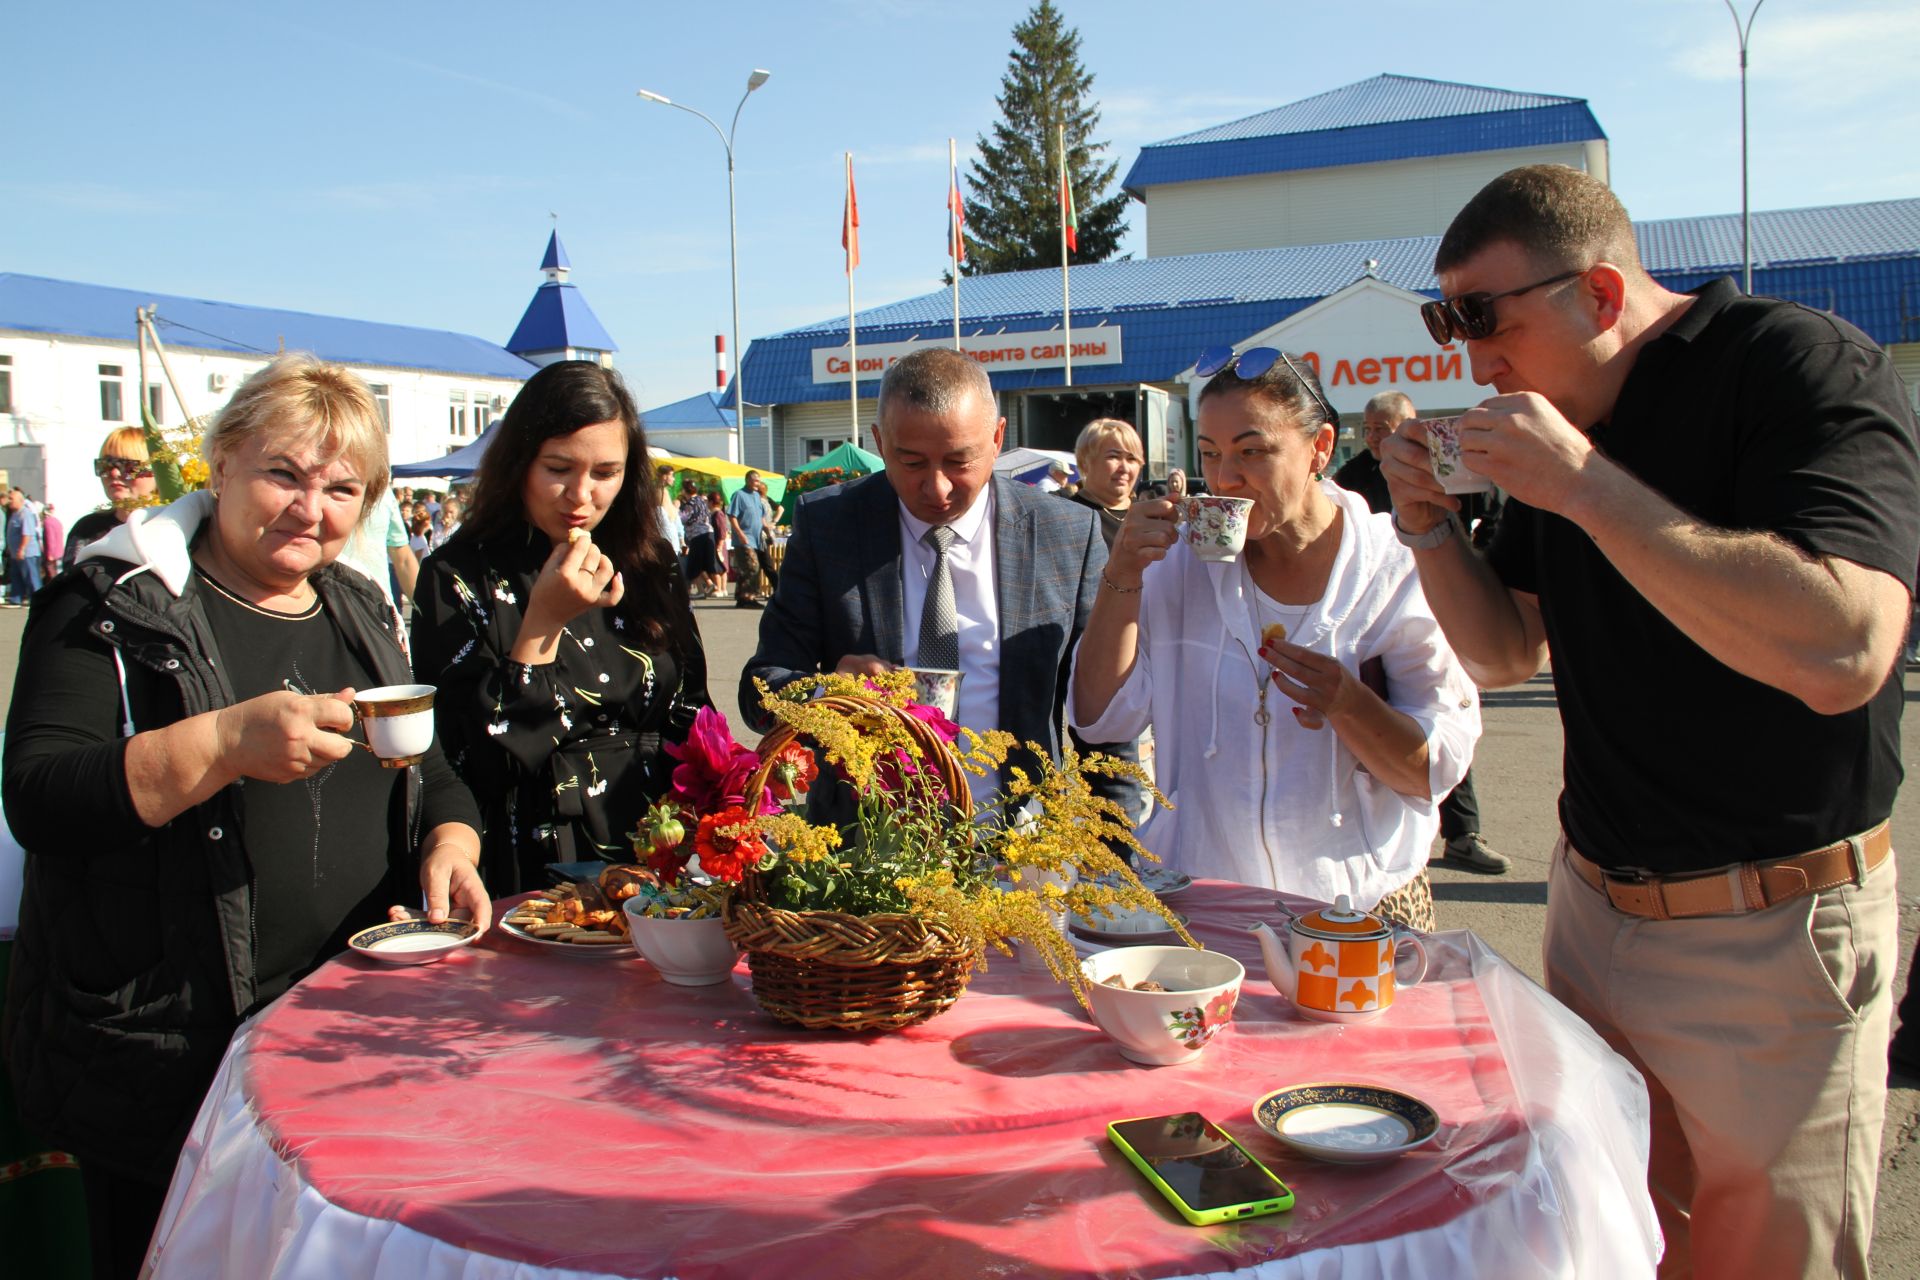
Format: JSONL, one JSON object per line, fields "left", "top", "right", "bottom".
{"left": 1544, "top": 835, "right": 1897, "bottom": 1280}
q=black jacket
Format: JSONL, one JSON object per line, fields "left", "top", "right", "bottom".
{"left": 2, "top": 550, "right": 472, "bottom": 1182}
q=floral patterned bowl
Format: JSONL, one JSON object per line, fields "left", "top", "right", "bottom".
{"left": 1081, "top": 946, "right": 1244, "bottom": 1066}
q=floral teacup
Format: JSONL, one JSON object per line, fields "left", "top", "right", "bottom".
{"left": 1180, "top": 495, "right": 1255, "bottom": 562}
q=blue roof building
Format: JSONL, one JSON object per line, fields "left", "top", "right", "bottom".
{"left": 0, "top": 272, "right": 537, "bottom": 379}
{"left": 1124, "top": 75, "right": 1606, "bottom": 195}
{"left": 506, "top": 232, "right": 618, "bottom": 367}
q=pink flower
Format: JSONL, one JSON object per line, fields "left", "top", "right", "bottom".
{"left": 903, "top": 701, "right": 960, "bottom": 743}
{"left": 666, "top": 707, "right": 764, "bottom": 814}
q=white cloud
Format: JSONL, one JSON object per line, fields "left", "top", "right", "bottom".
{"left": 1669, "top": 1, "right": 1920, "bottom": 109}
{"left": 1099, "top": 91, "right": 1279, "bottom": 149}
{"left": 2, "top": 182, "right": 205, "bottom": 214}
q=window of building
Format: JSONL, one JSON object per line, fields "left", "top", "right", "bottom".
{"left": 146, "top": 383, "right": 164, "bottom": 426}
{"left": 449, "top": 390, "right": 467, "bottom": 437}
{"left": 473, "top": 392, "right": 492, "bottom": 434}
{"left": 367, "top": 383, "right": 391, "bottom": 431}
{"left": 0, "top": 354, "right": 12, "bottom": 414}
{"left": 801, "top": 436, "right": 846, "bottom": 462}
{"left": 99, "top": 364, "right": 124, "bottom": 422}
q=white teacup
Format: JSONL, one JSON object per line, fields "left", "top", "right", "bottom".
{"left": 907, "top": 667, "right": 963, "bottom": 719}
{"left": 1418, "top": 416, "right": 1493, "bottom": 495}
{"left": 353, "top": 684, "right": 436, "bottom": 768}
{"left": 1181, "top": 494, "right": 1255, "bottom": 561}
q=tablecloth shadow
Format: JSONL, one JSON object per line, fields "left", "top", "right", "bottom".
{"left": 259, "top": 963, "right": 1121, "bottom": 1139}
{"left": 946, "top": 1021, "right": 1143, "bottom": 1077}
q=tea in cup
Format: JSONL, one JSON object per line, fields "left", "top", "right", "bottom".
{"left": 1180, "top": 495, "right": 1255, "bottom": 562}
{"left": 352, "top": 684, "right": 437, "bottom": 768}
{"left": 1418, "top": 416, "right": 1493, "bottom": 495}
{"left": 907, "top": 667, "right": 963, "bottom": 719}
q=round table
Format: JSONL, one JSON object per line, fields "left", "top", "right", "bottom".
{"left": 148, "top": 881, "right": 1659, "bottom": 1278}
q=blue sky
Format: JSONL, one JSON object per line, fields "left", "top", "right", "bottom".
{"left": 5, "top": 0, "right": 1914, "bottom": 419}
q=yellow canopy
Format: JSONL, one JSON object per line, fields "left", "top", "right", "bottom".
{"left": 668, "top": 457, "right": 787, "bottom": 504}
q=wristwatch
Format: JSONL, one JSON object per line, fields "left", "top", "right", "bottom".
{"left": 1391, "top": 512, "right": 1458, "bottom": 550}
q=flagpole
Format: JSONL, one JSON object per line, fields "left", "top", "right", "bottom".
{"left": 1059, "top": 123, "right": 1073, "bottom": 388}
{"left": 845, "top": 151, "right": 859, "bottom": 448}
{"left": 950, "top": 138, "right": 962, "bottom": 350}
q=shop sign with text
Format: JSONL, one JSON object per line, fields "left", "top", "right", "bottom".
{"left": 810, "top": 329, "right": 1124, "bottom": 384}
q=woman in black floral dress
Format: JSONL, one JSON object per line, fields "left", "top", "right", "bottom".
{"left": 414, "top": 362, "right": 710, "bottom": 894}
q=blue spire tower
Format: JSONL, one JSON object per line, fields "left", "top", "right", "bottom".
{"left": 506, "top": 231, "right": 618, "bottom": 368}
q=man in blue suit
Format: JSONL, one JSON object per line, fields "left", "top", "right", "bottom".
{"left": 741, "top": 347, "right": 1112, "bottom": 797}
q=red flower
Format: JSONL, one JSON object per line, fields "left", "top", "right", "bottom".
{"left": 767, "top": 745, "right": 818, "bottom": 803}
{"left": 694, "top": 806, "right": 769, "bottom": 884}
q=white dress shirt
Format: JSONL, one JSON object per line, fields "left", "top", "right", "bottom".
{"left": 898, "top": 486, "right": 1000, "bottom": 739}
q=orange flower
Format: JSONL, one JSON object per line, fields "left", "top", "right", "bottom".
{"left": 694, "top": 806, "right": 769, "bottom": 884}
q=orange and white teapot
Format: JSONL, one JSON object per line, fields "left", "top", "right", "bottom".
{"left": 1251, "top": 895, "right": 1429, "bottom": 1024}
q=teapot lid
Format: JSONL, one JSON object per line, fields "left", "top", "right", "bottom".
{"left": 1294, "top": 894, "right": 1389, "bottom": 939}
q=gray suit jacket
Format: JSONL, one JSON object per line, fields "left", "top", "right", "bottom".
{"left": 739, "top": 473, "right": 1108, "bottom": 774}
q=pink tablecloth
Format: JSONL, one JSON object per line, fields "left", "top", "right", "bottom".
{"left": 149, "top": 881, "right": 1658, "bottom": 1278}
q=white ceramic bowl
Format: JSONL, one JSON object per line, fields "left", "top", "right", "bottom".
{"left": 622, "top": 898, "right": 740, "bottom": 986}
{"left": 1081, "top": 945, "right": 1245, "bottom": 1066}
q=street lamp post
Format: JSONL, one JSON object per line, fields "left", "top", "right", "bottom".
{"left": 1723, "top": 0, "right": 1765, "bottom": 295}
{"left": 638, "top": 68, "right": 771, "bottom": 464}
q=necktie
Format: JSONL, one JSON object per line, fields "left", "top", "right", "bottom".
{"left": 916, "top": 525, "right": 959, "bottom": 670}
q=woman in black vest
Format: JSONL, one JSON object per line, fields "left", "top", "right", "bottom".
{"left": 3, "top": 355, "right": 485, "bottom": 1278}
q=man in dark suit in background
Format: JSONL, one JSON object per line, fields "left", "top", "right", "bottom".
{"left": 741, "top": 347, "right": 1111, "bottom": 797}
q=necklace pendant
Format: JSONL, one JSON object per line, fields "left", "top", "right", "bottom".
{"left": 1254, "top": 704, "right": 1272, "bottom": 727}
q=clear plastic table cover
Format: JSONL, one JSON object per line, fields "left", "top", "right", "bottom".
{"left": 148, "top": 882, "right": 1659, "bottom": 1279}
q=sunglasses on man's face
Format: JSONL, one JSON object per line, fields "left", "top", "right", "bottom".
{"left": 95, "top": 456, "right": 154, "bottom": 479}
{"left": 1194, "top": 346, "right": 1338, "bottom": 425}
{"left": 1419, "top": 269, "right": 1588, "bottom": 345}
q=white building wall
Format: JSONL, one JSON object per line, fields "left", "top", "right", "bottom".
{"left": 1890, "top": 343, "right": 1920, "bottom": 414}
{"left": 778, "top": 399, "right": 877, "bottom": 473}
{"left": 0, "top": 329, "right": 524, "bottom": 523}
{"left": 1141, "top": 141, "right": 1606, "bottom": 257}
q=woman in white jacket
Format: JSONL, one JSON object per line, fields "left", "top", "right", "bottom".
{"left": 1070, "top": 348, "right": 1479, "bottom": 927}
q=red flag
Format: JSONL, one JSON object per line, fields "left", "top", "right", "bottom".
{"left": 1060, "top": 165, "right": 1078, "bottom": 254}
{"left": 948, "top": 161, "right": 966, "bottom": 265}
{"left": 842, "top": 162, "right": 861, "bottom": 273}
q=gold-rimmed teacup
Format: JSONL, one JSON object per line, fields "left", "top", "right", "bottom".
{"left": 351, "top": 684, "right": 437, "bottom": 768}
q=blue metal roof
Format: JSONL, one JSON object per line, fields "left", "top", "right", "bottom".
{"left": 741, "top": 197, "right": 1920, "bottom": 405}
{"left": 541, "top": 231, "right": 571, "bottom": 273}
{"left": 1124, "top": 74, "right": 1605, "bottom": 195}
{"left": 0, "top": 273, "right": 539, "bottom": 379}
{"left": 642, "top": 389, "right": 736, "bottom": 430}
{"left": 505, "top": 282, "right": 618, "bottom": 355}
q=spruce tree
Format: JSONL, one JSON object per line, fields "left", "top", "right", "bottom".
{"left": 961, "top": 0, "right": 1128, "bottom": 275}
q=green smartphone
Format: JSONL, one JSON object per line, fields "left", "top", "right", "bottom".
{"left": 1107, "top": 1112, "right": 1295, "bottom": 1226}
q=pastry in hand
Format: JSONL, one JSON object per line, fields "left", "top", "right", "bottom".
{"left": 1261, "top": 622, "right": 1287, "bottom": 653}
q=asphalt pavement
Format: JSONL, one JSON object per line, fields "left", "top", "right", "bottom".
{"left": 1, "top": 595, "right": 1915, "bottom": 1271}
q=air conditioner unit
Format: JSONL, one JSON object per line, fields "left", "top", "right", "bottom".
{"left": 490, "top": 395, "right": 506, "bottom": 412}
{"left": 208, "top": 372, "right": 228, "bottom": 393}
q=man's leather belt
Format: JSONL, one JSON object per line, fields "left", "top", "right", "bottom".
{"left": 1565, "top": 821, "right": 1891, "bottom": 921}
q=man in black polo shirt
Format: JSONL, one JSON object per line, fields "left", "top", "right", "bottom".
{"left": 1381, "top": 164, "right": 1917, "bottom": 1279}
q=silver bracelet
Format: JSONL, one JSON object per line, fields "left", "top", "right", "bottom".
{"left": 1391, "top": 512, "right": 1458, "bottom": 550}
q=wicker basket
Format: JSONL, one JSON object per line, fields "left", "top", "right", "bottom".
{"left": 724, "top": 694, "right": 980, "bottom": 1033}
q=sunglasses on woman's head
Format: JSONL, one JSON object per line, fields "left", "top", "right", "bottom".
{"left": 94, "top": 456, "right": 154, "bottom": 479}
{"left": 1419, "top": 268, "right": 1588, "bottom": 345}
{"left": 1194, "top": 346, "right": 1338, "bottom": 425}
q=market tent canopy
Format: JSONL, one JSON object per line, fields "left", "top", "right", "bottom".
{"left": 393, "top": 424, "right": 499, "bottom": 479}
{"left": 992, "top": 447, "right": 1078, "bottom": 486}
{"left": 793, "top": 441, "right": 882, "bottom": 476}
{"left": 394, "top": 423, "right": 672, "bottom": 480}
{"left": 670, "top": 456, "right": 787, "bottom": 506}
